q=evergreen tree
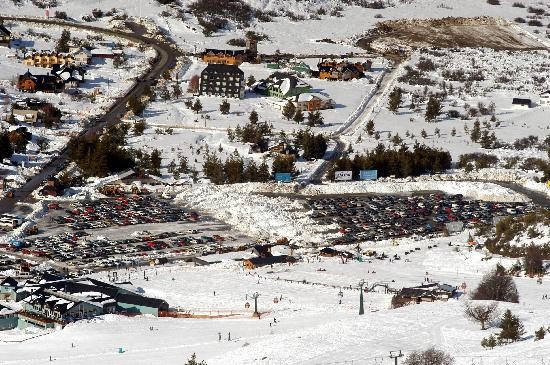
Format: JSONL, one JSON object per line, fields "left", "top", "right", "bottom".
{"left": 223, "top": 151, "right": 244, "bottom": 184}
{"left": 244, "top": 161, "right": 259, "bottom": 182}
{"left": 149, "top": 149, "right": 162, "bottom": 176}
{"left": 257, "top": 160, "right": 270, "bottom": 182}
{"left": 202, "top": 152, "right": 225, "bottom": 184}
{"left": 160, "top": 87, "right": 171, "bottom": 101}
{"left": 219, "top": 100, "right": 230, "bottom": 115}
{"left": 249, "top": 110, "right": 259, "bottom": 124}
{"left": 178, "top": 156, "right": 189, "bottom": 174}
{"left": 307, "top": 111, "right": 323, "bottom": 126}
{"left": 185, "top": 353, "right": 207, "bottom": 365}
{"left": 113, "top": 54, "right": 126, "bottom": 68}
{"left": 470, "top": 120, "right": 481, "bottom": 142}
{"left": 535, "top": 327, "right": 546, "bottom": 340}
{"left": 192, "top": 99, "right": 203, "bottom": 114}
{"left": 293, "top": 108, "right": 304, "bottom": 124}
{"left": 388, "top": 87, "right": 403, "bottom": 113}
{"left": 272, "top": 154, "right": 295, "bottom": 175}
{"left": 133, "top": 120, "right": 147, "bottom": 136}
{"left": 246, "top": 75, "right": 256, "bottom": 87}
{"left": 481, "top": 334, "right": 497, "bottom": 349}
{"left": 56, "top": 29, "right": 71, "bottom": 53}
{"left": 0, "top": 132, "right": 14, "bottom": 160}
{"left": 498, "top": 309, "right": 524, "bottom": 343}
{"left": 425, "top": 96, "right": 442, "bottom": 122}
{"left": 172, "top": 83, "right": 182, "bottom": 99}
{"left": 365, "top": 120, "right": 375, "bottom": 136}
{"left": 168, "top": 159, "right": 177, "bottom": 173}
{"left": 282, "top": 101, "right": 296, "bottom": 120}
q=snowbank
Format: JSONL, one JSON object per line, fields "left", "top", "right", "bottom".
{"left": 176, "top": 183, "right": 337, "bottom": 245}
{"left": 301, "top": 180, "right": 529, "bottom": 202}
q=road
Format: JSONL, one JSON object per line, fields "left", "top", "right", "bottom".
{"left": 0, "top": 17, "right": 182, "bottom": 215}
{"left": 309, "top": 63, "right": 400, "bottom": 183}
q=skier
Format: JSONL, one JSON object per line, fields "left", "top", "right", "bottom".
{"left": 218, "top": 332, "right": 221, "bottom": 341}
{"left": 228, "top": 332, "right": 231, "bottom": 341}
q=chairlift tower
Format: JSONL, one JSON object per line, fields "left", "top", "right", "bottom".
{"left": 389, "top": 350, "right": 403, "bottom": 365}
{"left": 358, "top": 279, "right": 365, "bottom": 315}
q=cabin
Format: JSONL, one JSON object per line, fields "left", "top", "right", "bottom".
{"left": 51, "top": 64, "right": 85, "bottom": 89}
{"left": 199, "top": 64, "right": 245, "bottom": 99}
{"left": 0, "top": 305, "right": 18, "bottom": 330}
{"left": 17, "top": 70, "right": 64, "bottom": 93}
{"left": 287, "top": 93, "right": 335, "bottom": 112}
{"left": 0, "top": 277, "right": 23, "bottom": 301}
{"left": 0, "top": 24, "right": 11, "bottom": 48}
{"left": 317, "top": 60, "right": 365, "bottom": 81}
{"left": 254, "top": 73, "right": 312, "bottom": 99}
{"left": 201, "top": 38, "right": 258, "bottom": 65}
{"left": 22, "top": 289, "right": 104, "bottom": 325}
{"left": 115, "top": 293, "right": 169, "bottom": 316}
{"left": 91, "top": 48, "right": 117, "bottom": 59}
{"left": 243, "top": 255, "right": 296, "bottom": 269}
{"left": 22, "top": 52, "right": 75, "bottom": 68}
{"left": 392, "top": 283, "right": 456, "bottom": 308}
{"left": 69, "top": 47, "right": 92, "bottom": 65}
{"left": 512, "top": 98, "right": 532, "bottom": 109}
{"left": 202, "top": 49, "right": 247, "bottom": 66}
{"left": 12, "top": 109, "right": 39, "bottom": 124}
{"left": 289, "top": 61, "right": 312, "bottom": 77}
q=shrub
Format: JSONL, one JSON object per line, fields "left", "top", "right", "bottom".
{"left": 404, "top": 348, "right": 454, "bottom": 365}
{"left": 487, "top": 0, "right": 500, "bottom": 5}
{"left": 528, "top": 20, "right": 543, "bottom": 27}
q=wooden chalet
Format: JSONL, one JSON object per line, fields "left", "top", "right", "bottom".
{"left": 243, "top": 255, "right": 296, "bottom": 269}
{"left": 392, "top": 283, "right": 456, "bottom": 308}
{"left": 317, "top": 60, "right": 365, "bottom": 81}
{"left": 17, "top": 70, "right": 64, "bottom": 93}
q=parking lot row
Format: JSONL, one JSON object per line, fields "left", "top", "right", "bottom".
{"left": 306, "top": 193, "right": 534, "bottom": 244}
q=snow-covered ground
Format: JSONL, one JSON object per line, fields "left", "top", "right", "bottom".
{"left": 2, "top": 232, "right": 549, "bottom": 365}
{"left": 0, "top": 22, "right": 155, "bottom": 190}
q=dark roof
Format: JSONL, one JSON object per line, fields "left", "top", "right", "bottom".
{"left": 0, "top": 277, "right": 18, "bottom": 288}
{"left": 246, "top": 255, "right": 295, "bottom": 267}
{"left": 253, "top": 244, "right": 273, "bottom": 258}
{"left": 202, "top": 63, "right": 244, "bottom": 75}
{"left": 512, "top": 98, "right": 531, "bottom": 105}
{"left": 0, "top": 24, "right": 10, "bottom": 37}
{"left": 116, "top": 293, "right": 169, "bottom": 310}
{"left": 320, "top": 247, "right": 338, "bottom": 255}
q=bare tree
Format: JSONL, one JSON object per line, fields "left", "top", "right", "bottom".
{"left": 471, "top": 264, "right": 519, "bottom": 303}
{"left": 464, "top": 301, "right": 499, "bottom": 330}
{"left": 404, "top": 348, "right": 454, "bottom": 365}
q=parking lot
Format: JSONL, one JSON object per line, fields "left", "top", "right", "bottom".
{"left": 306, "top": 193, "right": 535, "bottom": 245}
{"left": 3, "top": 196, "right": 257, "bottom": 273}
{"left": 47, "top": 195, "right": 196, "bottom": 230}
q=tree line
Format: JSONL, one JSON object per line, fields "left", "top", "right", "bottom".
{"left": 328, "top": 143, "right": 452, "bottom": 180}
{"left": 67, "top": 125, "right": 162, "bottom": 178}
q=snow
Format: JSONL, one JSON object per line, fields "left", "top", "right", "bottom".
{"left": 2, "top": 1, "right": 550, "bottom": 363}
{"left": 2, "top": 233, "right": 550, "bottom": 364}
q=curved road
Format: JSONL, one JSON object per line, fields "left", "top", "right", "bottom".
{"left": 0, "top": 17, "right": 182, "bottom": 214}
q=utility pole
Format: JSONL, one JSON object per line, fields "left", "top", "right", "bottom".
{"left": 389, "top": 351, "right": 403, "bottom": 365}
{"left": 359, "top": 279, "right": 365, "bottom": 315}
